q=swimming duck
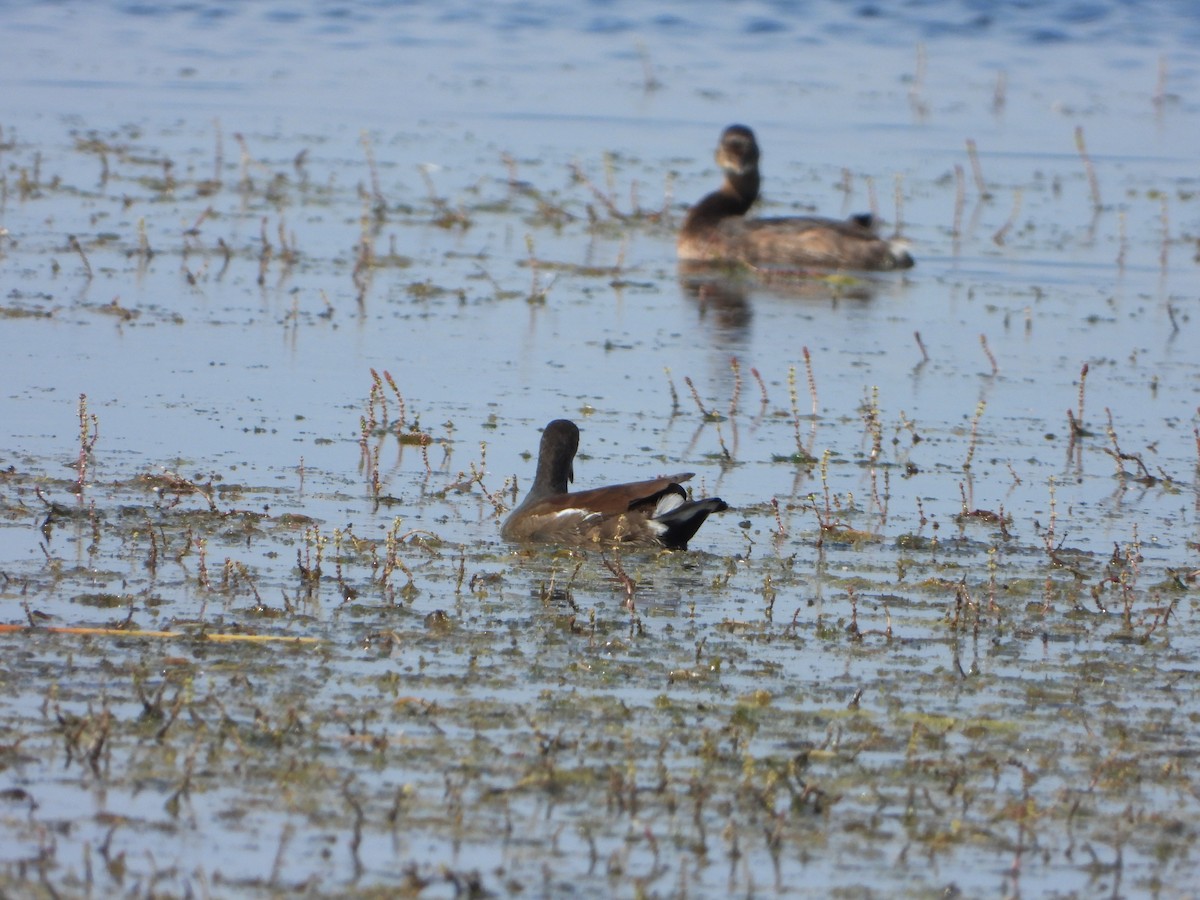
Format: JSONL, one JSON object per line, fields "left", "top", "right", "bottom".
{"left": 678, "top": 124, "right": 914, "bottom": 271}
{"left": 501, "top": 419, "right": 727, "bottom": 550}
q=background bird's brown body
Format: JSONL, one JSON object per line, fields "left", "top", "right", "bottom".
{"left": 678, "top": 124, "right": 914, "bottom": 271}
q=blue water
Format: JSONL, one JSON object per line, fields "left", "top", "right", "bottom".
{"left": 1, "top": 1, "right": 1198, "bottom": 897}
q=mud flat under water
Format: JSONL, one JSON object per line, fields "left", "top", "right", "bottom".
{"left": 1, "top": 1, "right": 1199, "bottom": 897}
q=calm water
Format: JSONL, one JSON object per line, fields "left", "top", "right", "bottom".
{"left": 1, "top": 1, "right": 1199, "bottom": 897}
{"left": 2, "top": 0, "right": 1196, "bottom": 554}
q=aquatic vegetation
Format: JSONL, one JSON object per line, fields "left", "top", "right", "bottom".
{"left": 0, "top": 14, "right": 1198, "bottom": 898}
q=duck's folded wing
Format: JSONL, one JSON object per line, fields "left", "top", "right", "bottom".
{"left": 718, "top": 216, "right": 913, "bottom": 270}
{"left": 563, "top": 473, "right": 695, "bottom": 515}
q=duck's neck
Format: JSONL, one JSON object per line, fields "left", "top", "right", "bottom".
{"left": 682, "top": 169, "right": 760, "bottom": 231}
{"left": 529, "top": 448, "right": 573, "bottom": 500}
{"left": 533, "top": 460, "right": 569, "bottom": 496}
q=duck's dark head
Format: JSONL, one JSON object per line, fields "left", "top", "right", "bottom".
{"left": 679, "top": 124, "right": 763, "bottom": 239}
{"left": 715, "top": 125, "right": 760, "bottom": 177}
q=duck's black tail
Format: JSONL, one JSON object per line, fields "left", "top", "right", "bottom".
{"left": 653, "top": 497, "right": 729, "bottom": 550}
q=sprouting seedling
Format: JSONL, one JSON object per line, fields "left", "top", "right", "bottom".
{"left": 1120, "top": 525, "right": 1143, "bottom": 628}
{"left": 212, "top": 236, "right": 232, "bottom": 280}
{"left": 761, "top": 573, "right": 776, "bottom": 619}
{"left": 871, "top": 466, "right": 890, "bottom": 527}
{"left": 419, "top": 432, "right": 433, "bottom": 475}
{"left": 965, "top": 138, "right": 990, "bottom": 200}
{"left": 276, "top": 217, "right": 299, "bottom": 271}
{"left": 15, "top": 151, "right": 42, "bottom": 200}
{"left": 143, "top": 514, "right": 160, "bottom": 574}
{"left": 914, "top": 331, "right": 930, "bottom": 363}
{"left": 861, "top": 386, "right": 882, "bottom": 461}
{"left": 134, "top": 217, "right": 153, "bottom": 262}
{"left": 802, "top": 347, "right": 819, "bottom": 417}
{"left": 770, "top": 497, "right": 787, "bottom": 539}
{"left": 728, "top": 357, "right": 742, "bottom": 421}
{"left": 713, "top": 420, "right": 732, "bottom": 463}
{"left": 915, "top": 495, "right": 929, "bottom": 530}
{"left": 358, "top": 415, "right": 373, "bottom": 473}
{"left": 963, "top": 400, "right": 986, "bottom": 471}
{"left": 952, "top": 164, "right": 965, "bottom": 245}
{"left": 819, "top": 448, "right": 834, "bottom": 522}
{"left": 750, "top": 367, "right": 769, "bottom": 410}
{"left": 298, "top": 523, "right": 325, "bottom": 585}
{"left": 360, "top": 130, "right": 386, "bottom": 222}
{"left": 195, "top": 537, "right": 210, "bottom": 589}
{"left": 68, "top": 235, "right": 92, "bottom": 279}
{"left": 74, "top": 393, "right": 99, "bottom": 497}
{"left": 1102, "top": 407, "right": 1156, "bottom": 485}
{"left": 787, "top": 365, "right": 804, "bottom": 459}
{"left": 256, "top": 216, "right": 273, "bottom": 286}
{"left": 683, "top": 376, "right": 721, "bottom": 422}
{"left": 352, "top": 204, "right": 377, "bottom": 299}
{"left": 383, "top": 369, "right": 406, "bottom": 430}
{"left": 897, "top": 410, "right": 922, "bottom": 446}
{"left": 663, "top": 366, "right": 681, "bottom": 415}
{"left": 184, "top": 206, "right": 215, "bottom": 247}
{"left": 524, "top": 234, "right": 556, "bottom": 304}
{"left": 368, "top": 442, "right": 382, "bottom": 504}
{"left": 992, "top": 188, "right": 1022, "bottom": 245}
{"left": 1042, "top": 475, "right": 1058, "bottom": 550}
{"left": 420, "top": 163, "right": 471, "bottom": 229}
{"left": 569, "top": 158, "right": 624, "bottom": 220}
{"left": 367, "top": 369, "right": 386, "bottom": 429}
{"left": 1067, "top": 362, "right": 1091, "bottom": 439}
{"left": 88, "top": 140, "right": 111, "bottom": 186}
{"left": 979, "top": 334, "right": 999, "bottom": 376}
{"left": 453, "top": 546, "right": 466, "bottom": 597}
{"left": 602, "top": 551, "right": 637, "bottom": 614}
{"left": 469, "top": 442, "right": 506, "bottom": 514}
{"left": 1074, "top": 125, "right": 1101, "bottom": 211}
{"left": 233, "top": 132, "right": 256, "bottom": 195}
{"left": 154, "top": 468, "right": 219, "bottom": 513}
{"left": 612, "top": 235, "right": 629, "bottom": 276}
{"left": 379, "top": 518, "right": 417, "bottom": 599}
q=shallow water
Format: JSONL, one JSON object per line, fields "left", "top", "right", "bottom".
{"left": 2, "top": 1, "right": 1199, "bottom": 897}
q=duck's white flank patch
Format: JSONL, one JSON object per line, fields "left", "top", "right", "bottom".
{"left": 548, "top": 508, "right": 601, "bottom": 526}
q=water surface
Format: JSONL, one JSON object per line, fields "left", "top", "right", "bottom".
{"left": 1, "top": 1, "right": 1198, "bottom": 897}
